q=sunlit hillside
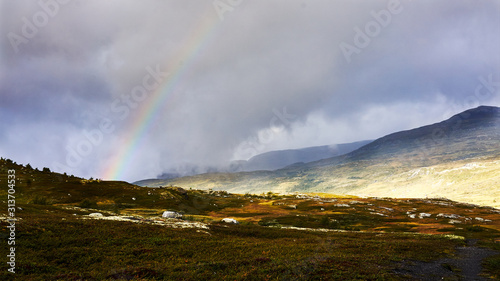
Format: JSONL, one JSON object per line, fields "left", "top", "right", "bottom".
{"left": 138, "top": 106, "right": 500, "bottom": 208}
{"left": 0, "top": 158, "right": 499, "bottom": 279}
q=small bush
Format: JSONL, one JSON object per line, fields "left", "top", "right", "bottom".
{"left": 183, "top": 215, "right": 195, "bottom": 221}
{"left": 31, "top": 196, "right": 51, "bottom": 205}
{"left": 466, "top": 225, "right": 484, "bottom": 232}
{"left": 79, "top": 199, "right": 98, "bottom": 209}
{"left": 258, "top": 219, "right": 281, "bottom": 227}
{"left": 483, "top": 255, "right": 500, "bottom": 278}
{"left": 112, "top": 204, "right": 121, "bottom": 214}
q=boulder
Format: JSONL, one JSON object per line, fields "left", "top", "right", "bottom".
{"left": 418, "top": 213, "right": 432, "bottom": 219}
{"left": 221, "top": 218, "right": 239, "bottom": 224}
{"left": 162, "top": 211, "right": 182, "bottom": 219}
{"left": 89, "top": 213, "right": 103, "bottom": 217}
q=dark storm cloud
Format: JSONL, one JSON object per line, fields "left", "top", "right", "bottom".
{"left": 1, "top": 0, "right": 499, "bottom": 181}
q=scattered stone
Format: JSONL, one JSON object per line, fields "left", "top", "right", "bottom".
{"left": 83, "top": 214, "right": 209, "bottom": 229}
{"left": 89, "top": 213, "right": 103, "bottom": 217}
{"left": 334, "top": 204, "right": 350, "bottom": 208}
{"left": 221, "top": 218, "right": 239, "bottom": 224}
{"left": 162, "top": 211, "right": 182, "bottom": 219}
{"left": 437, "top": 213, "right": 461, "bottom": 219}
{"left": 408, "top": 214, "right": 416, "bottom": 219}
{"left": 449, "top": 219, "right": 462, "bottom": 224}
{"left": 419, "top": 213, "right": 432, "bottom": 219}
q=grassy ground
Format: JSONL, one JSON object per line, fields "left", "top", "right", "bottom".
{"left": 0, "top": 204, "right": 466, "bottom": 280}
{"left": 0, "top": 158, "right": 499, "bottom": 280}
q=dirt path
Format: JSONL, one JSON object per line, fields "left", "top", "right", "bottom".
{"left": 394, "top": 239, "right": 498, "bottom": 280}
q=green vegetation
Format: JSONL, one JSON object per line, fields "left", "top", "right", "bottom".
{"left": 79, "top": 199, "right": 98, "bottom": 209}
{"left": 1, "top": 204, "right": 464, "bottom": 280}
{"left": 0, "top": 158, "right": 499, "bottom": 280}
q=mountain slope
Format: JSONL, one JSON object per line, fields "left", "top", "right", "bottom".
{"left": 137, "top": 106, "right": 500, "bottom": 207}
{"left": 143, "top": 140, "right": 371, "bottom": 182}
{"left": 237, "top": 140, "right": 372, "bottom": 171}
{"left": 311, "top": 105, "right": 500, "bottom": 166}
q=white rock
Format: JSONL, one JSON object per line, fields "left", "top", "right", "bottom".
{"left": 419, "top": 213, "right": 432, "bottom": 219}
{"left": 334, "top": 204, "right": 350, "bottom": 207}
{"left": 162, "top": 211, "right": 182, "bottom": 219}
{"left": 437, "top": 213, "right": 461, "bottom": 219}
{"left": 89, "top": 213, "right": 103, "bottom": 217}
{"left": 221, "top": 218, "right": 239, "bottom": 224}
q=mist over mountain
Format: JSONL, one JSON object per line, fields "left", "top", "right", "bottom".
{"left": 137, "top": 106, "right": 500, "bottom": 208}
{"left": 238, "top": 140, "right": 372, "bottom": 171}
{"left": 153, "top": 140, "right": 371, "bottom": 181}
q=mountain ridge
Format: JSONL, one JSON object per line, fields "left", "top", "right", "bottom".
{"left": 150, "top": 140, "right": 371, "bottom": 181}
{"left": 239, "top": 140, "right": 372, "bottom": 171}
{"left": 299, "top": 105, "right": 500, "bottom": 169}
{"left": 136, "top": 106, "right": 500, "bottom": 208}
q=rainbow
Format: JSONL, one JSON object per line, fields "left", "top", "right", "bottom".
{"left": 101, "top": 8, "right": 220, "bottom": 181}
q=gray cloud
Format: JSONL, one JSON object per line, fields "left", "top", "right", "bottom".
{"left": 1, "top": 0, "right": 499, "bottom": 181}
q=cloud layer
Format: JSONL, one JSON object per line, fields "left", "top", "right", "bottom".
{"left": 1, "top": 0, "right": 499, "bottom": 181}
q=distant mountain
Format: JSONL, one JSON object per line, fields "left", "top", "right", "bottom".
{"left": 304, "top": 105, "right": 500, "bottom": 168}
{"left": 136, "top": 106, "right": 500, "bottom": 208}
{"left": 146, "top": 140, "right": 371, "bottom": 182}
{"left": 234, "top": 140, "right": 372, "bottom": 171}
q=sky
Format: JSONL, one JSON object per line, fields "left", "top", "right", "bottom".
{"left": 1, "top": 0, "right": 499, "bottom": 182}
